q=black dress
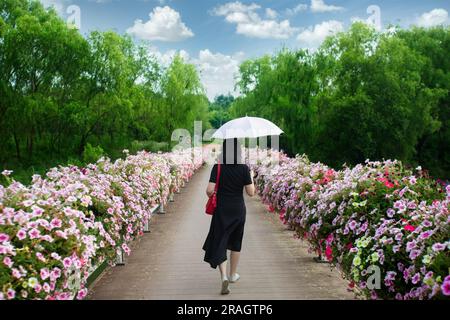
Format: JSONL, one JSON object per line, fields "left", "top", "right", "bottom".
{"left": 203, "top": 164, "right": 253, "bottom": 269}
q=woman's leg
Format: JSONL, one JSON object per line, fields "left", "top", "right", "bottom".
{"left": 230, "top": 251, "right": 240, "bottom": 277}
{"left": 218, "top": 260, "right": 228, "bottom": 280}
{"left": 219, "top": 260, "right": 230, "bottom": 294}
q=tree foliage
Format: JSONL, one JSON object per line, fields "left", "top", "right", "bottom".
{"left": 231, "top": 23, "right": 450, "bottom": 178}
{"left": 0, "top": 0, "right": 209, "bottom": 179}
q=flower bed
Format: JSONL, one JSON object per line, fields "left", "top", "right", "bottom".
{"left": 251, "top": 150, "right": 449, "bottom": 300}
{"left": 0, "top": 148, "right": 203, "bottom": 300}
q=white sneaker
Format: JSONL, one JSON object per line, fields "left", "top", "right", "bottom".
{"left": 229, "top": 273, "right": 240, "bottom": 283}
{"left": 221, "top": 279, "right": 230, "bottom": 295}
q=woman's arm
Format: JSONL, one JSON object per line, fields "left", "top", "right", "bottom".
{"left": 245, "top": 169, "right": 255, "bottom": 197}
{"left": 206, "top": 182, "right": 215, "bottom": 197}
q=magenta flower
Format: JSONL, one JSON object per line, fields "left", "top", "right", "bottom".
{"left": 385, "top": 271, "right": 397, "bottom": 281}
{"left": 348, "top": 220, "right": 357, "bottom": 230}
{"left": 441, "top": 281, "right": 450, "bottom": 296}
{"left": 50, "top": 268, "right": 61, "bottom": 281}
{"left": 410, "top": 249, "right": 421, "bottom": 260}
{"left": 62, "top": 257, "right": 72, "bottom": 269}
{"left": 36, "top": 252, "right": 46, "bottom": 262}
{"left": 32, "top": 206, "right": 44, "bottom": 217}
{"left": 7, "top": 288, "right": 15, "bottom": 300}
{"left": 34, "top": 284, "right": 42, "bottom": 293}
{"left": 16, "top": 229, "right": 27, "bottom": 240}
{"left": 0, "top": 233, "right": 9, "bottom": 243}
{"left": 76, "top": 288, "right": 88, "bottom": 300}
{"left": 28, "top": 228, "right": 41, "bottom": 239}
{"left": 386, "top": 208, "right": 395, "bottom": 218}
{"left": 411, "top": 273, "right": 421, "bottom": 285}
{"left": 419, "top": 231, "right": 433, "bottom": 240}
{"left": 3, "top": 257, "right": 13, "bottom": 268}
{"left": 50, "top": 218, "right": 62, "bottom": 228}
{"left": 51, "top": 252, "right": 61, "bottom": 260}
{"left": 55, "top": 230, "right": 68, "bottom": 239}
{"left": 40, "top": 268, "right": 50, "bottom": 280}
{"left": 43, "top": 283, "right": 51, "bottom": 293}
{"left": 406, "top": 241, "right": 416, "bottom": 252}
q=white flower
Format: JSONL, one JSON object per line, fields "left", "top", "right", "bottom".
{"left": 1, "top": 170, "right": 13, "bottom": 177}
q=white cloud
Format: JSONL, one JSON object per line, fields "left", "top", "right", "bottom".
{"left": 149, "top": 47, "right": 244, "bottom": 100}
{"left": 127, "top": 6, "right": 194, "bottom": 42}
{"left": 285, "top": 4, "right": 308, "bottom": 16}
{"left": 416, "top": 8, "right": 448, "bottom": 27}
{"left": 212, "top": 1, "right": 298, "bottom": 39}
{"left": 310, "top": 0, "right": 343, "bottom": 13}
{"left": 266, "top": 8, "right": 278, "bottom": 19}
{"left": 148, "top": 46, "right": 191, "bottom": 66}
{"left": 297, "top": 20, "right": 344, "bottom": 48}
{"left": 195, "top": 50, "right": 244, "bottom": 100}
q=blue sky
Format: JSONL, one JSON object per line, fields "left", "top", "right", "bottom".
{"left": 41, "top": 0, "right": 450, "bottom": 100}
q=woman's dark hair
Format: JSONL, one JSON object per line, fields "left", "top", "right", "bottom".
{"left": 219, "top": 138, "right": 243, "bottom": 164}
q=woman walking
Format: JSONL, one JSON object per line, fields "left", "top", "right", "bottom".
{"left": 202, "top": 138, "right": 255, "bottom": 295}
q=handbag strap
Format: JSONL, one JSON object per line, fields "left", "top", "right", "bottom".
{"left": 214, "top": 161, "right": 221, "bottom": 193}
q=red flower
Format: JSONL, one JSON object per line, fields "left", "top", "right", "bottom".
{"left": 348, "top": 281, "right": 355, "bottom": 289}
{"left": 404, "top": 225, "right": 416, "bottom": 232}
{"left": 346, "top": 242, "right": 353, "bottom": 250}
{"left": 325, "top": 246, "right": 333, "bottom": 261}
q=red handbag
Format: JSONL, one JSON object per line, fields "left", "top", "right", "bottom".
{"left": 205, "top": 162, "right": 221, "bottom": 215}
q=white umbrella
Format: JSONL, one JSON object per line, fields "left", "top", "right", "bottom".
{"left": 212, "top": 116, "right": 283, "bottom": 139}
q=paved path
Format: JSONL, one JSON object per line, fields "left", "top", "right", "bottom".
{"left": 89, "top": 165, "right": 354, "bottom": 300}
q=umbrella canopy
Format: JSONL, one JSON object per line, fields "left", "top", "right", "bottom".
{"left": 212, "top": 116, "right": 283, "bottom": 139}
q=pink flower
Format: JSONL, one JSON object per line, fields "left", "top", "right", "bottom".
{"left": 0, "top": 233, "right": 9, "bottom": 243}
{"left": 56, "top": 292, "right": 71, "bottom": 300}
{"left": 28, "top": 228, "right": 41, "bottom": 239}
{"left": 41, "top": 235, "right": 54, "bottom": 242}
{"left": 32, "top": 206, "right": 44, "bottom": 217}
{"left": 386, "top": 208, "right": 395, "bottom": 218}
{"left": 432, "top": 243, "right": 446, "bottom": 252}
{"left": 50, "top": 218, "right": 62, "bottom": 228}
{"left": 22, "top": 199, "right": 34, "bottom": 207}
{"left": 55, "top": 230, "right": 68, "bottom": 239}
{"left": 3, "top": 257, "right": 13, "bottom": 268}
{"left": 43, "top": 283, "right": 51, "bottom": 293}
{"left": 12, "top": 268, "right": 22, "bottom": 279}
{"left": 16, "top": 229, "right": 27, "bottom": 240}
{"left": 7, "top": 288, "right": 15, "bottom": 300}
{"left": 122, "top": 243, "right": 131, "bottom": 256}
{"left": 76, "top": 288, "right": 88, "bottom": 300}
{"left": 51, "top": 252, "right": 61, "bottom": 260}
{"left": 62, "top": 257, "right": 72, "bottom": 269}
{"left": 419, "top": 231, "right": 432, "bottom": 240}
{"left": 34, "top": 284, "right": 42, "bottom": 294}
{"left": 441, "top": 276, "right": 450, "bottom": 296}
{"left": 40, "top": 268, "right": 50, "bottom": 280}
{"left": 36, "top": 252, "right": 46, "bottom": 262}
{"left": 404, "top": 225, "right": 415, "bottom": 232}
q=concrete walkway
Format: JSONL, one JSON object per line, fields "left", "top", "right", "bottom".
{"left": 88, "top": 165, "right": 354, "bottom": 300}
